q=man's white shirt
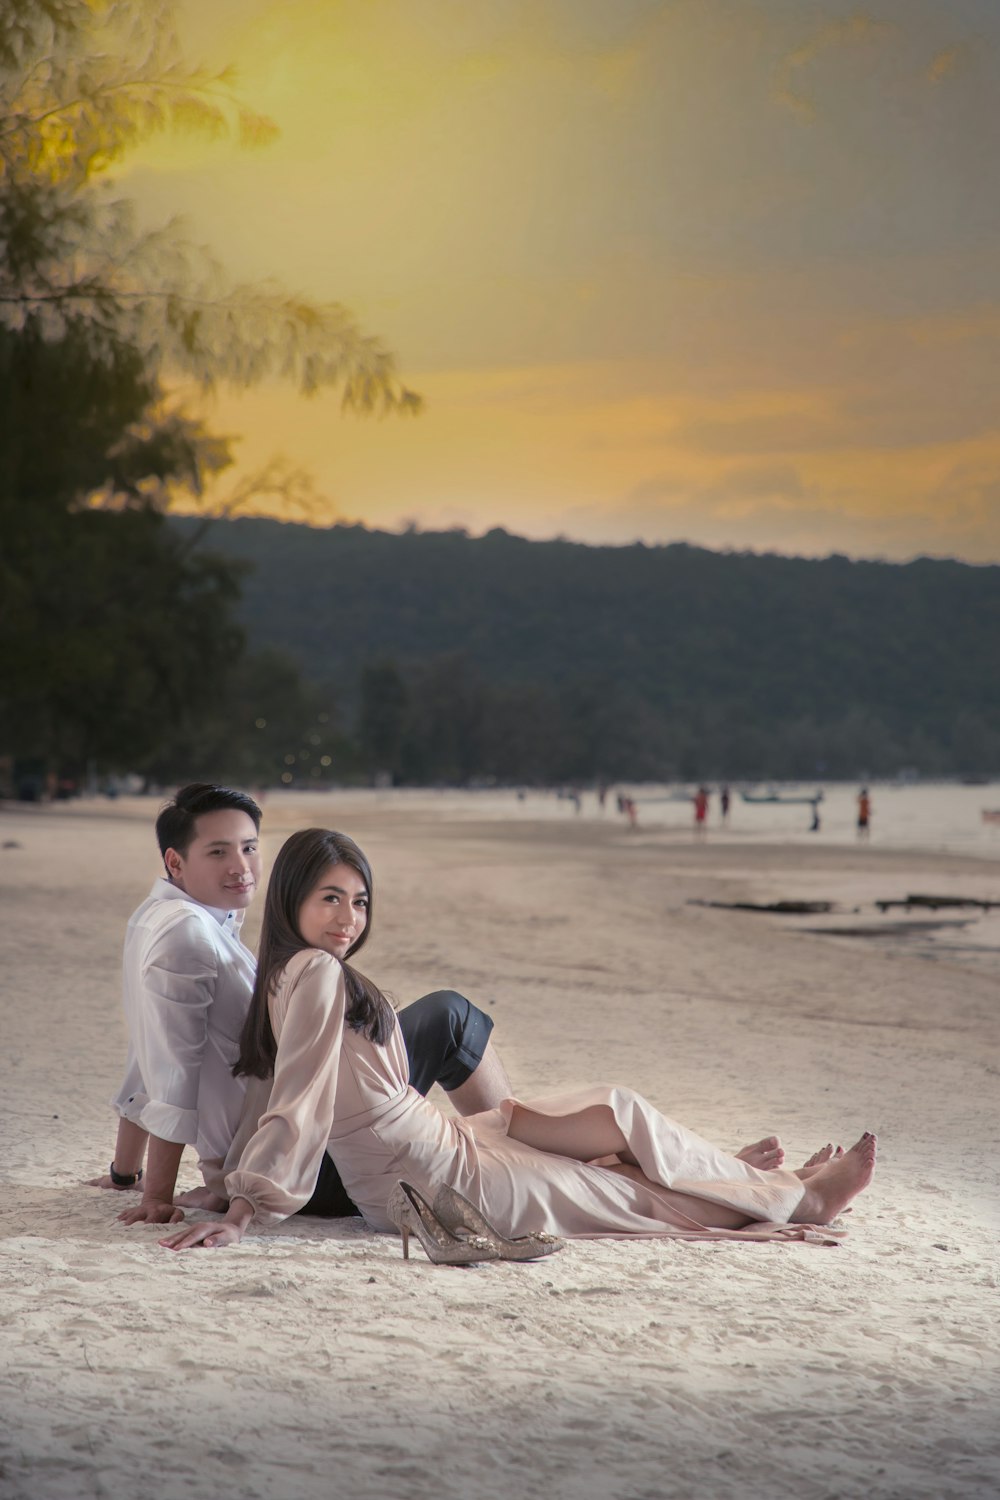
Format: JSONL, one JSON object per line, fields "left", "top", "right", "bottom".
{"left": 111, "top": 879, "right": 255, "bottom": 1162}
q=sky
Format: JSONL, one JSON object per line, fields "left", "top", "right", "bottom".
{"left": 121, "top": 0, "right": 1000, "bottom": 562}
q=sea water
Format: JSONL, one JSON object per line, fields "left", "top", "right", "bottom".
{"left": 272, "top": 780, "right": 1000, "bottom": 862}
{"left": 619, "top": 781, "right": 1000, "bottom": 860}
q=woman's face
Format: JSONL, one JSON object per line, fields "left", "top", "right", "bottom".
{"left": 297, "top": 860, "right": 369, "bottom": 960}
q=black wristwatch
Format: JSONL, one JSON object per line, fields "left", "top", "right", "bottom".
{"left": 109, "top": 1162, "right": 144, "bottom": 1187}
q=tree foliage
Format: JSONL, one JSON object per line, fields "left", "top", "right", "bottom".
{"left": 0, "top": 0, "right": 421, "bottom": 409}
{"left": 0, "top": 1, "right": 419, "bottom": 781}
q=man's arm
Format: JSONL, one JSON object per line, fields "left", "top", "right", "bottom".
{"left": 117, "top": 1137, "right": 186, "bottom": 1225}
{"left": 115, "top": 914, "right": 218, "bottom": 1224}
{"left": 86, "top": 1117, "right": 148, "bottom": 1190}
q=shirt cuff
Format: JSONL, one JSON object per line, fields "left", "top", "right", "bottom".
{"left": 224, "top": 1170, "right": 302, "bottom": 1228}
{"left": 116, "top": 1090, "right": 199, "bottom": 1146}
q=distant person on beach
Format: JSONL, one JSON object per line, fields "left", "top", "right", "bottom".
{"left": 161, "top": 827, "right": 877, "bottom": 1256}
{"left": 89, "top": 784, "right": 511, "bottom": 1225}
{"left": 693, "top": 786, "right": 709, "bottom": 836}
{"left": 809, "top": 801, "right": 821, "bottom": 833}
{"left": 720, "top": 786, "right": 731, "bottom": 823}
{"left": 857, "top": 788, "right": 872, "bottom": 841}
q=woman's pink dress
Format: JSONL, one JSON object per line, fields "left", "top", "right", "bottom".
{"left": 223, "top": 951, "right": 819, "bottom": 1242}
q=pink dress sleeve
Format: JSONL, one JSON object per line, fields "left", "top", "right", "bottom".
{"left": 224, "top": 950, "right": 345, "bottom": 1226}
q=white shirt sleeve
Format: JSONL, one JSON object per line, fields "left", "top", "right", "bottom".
{"left": 225, "top": 952, "right": 345, "bottom": 1225}
{"left": 115, "top": 914, "right": 218, "bottom": 1145}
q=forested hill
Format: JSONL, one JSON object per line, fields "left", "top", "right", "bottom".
{"left": 169, "top": 516, "right": 1000, "bottom": 781}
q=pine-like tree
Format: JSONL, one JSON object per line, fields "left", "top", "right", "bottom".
{"left": 0, "top": 1, "right": 418, "bottom": 783}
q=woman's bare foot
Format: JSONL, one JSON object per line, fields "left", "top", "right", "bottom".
{"left": 736, "top": 1135, "right": 785, "bottom": 1170}
{"left": 795, "top": 1143, "right": 845, "bottom": 1179}
{"left": 791, "top": 1134, "right": 877, "bottom": 1224}
{"left": 803, "top": 1143, "right": 843, "bottom": 1168}
{"left": 175, "top": 1188, "right": 229, "bottom": 1212}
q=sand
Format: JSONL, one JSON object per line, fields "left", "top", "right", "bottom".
{"left": 1, "top": 792, "right": 998, "bottom": 1500}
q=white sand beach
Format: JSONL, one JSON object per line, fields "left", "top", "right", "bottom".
{"left": 1, "top": 791, "right": 998, "bottom": 1500}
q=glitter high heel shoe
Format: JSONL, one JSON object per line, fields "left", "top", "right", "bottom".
{"left": 432, "top": 1184, "right": 565, "bottom": 1262}
{"left": 387, "top": 1182, "right": 498, "bottom": 1265}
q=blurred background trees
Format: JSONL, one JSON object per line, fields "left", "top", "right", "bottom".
{"left": 167, "top": 516, "right": 1000, "bottom": 787}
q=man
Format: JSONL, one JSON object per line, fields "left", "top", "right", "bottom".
{"left": 90, "top": 783, "right": 511, "bottom": 1225}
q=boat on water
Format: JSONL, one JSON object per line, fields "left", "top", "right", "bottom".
{"left": 741, "top": 788, "right": 824, "bottom": 806}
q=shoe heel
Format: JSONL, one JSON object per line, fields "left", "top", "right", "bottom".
{"left": 386, "top": 1183, "right": 413, "bottom": 1259}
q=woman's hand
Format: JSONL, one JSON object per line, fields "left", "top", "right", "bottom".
{"left": 159, "top": 1219, "right": 244, "bottom": 1251}
{"left": 118, "top": 1199, "right": 185, "bottom": 1226}
{"left": 159, "top": 1198, "right": 253, "bottom": 1251}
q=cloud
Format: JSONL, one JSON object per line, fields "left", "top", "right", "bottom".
{"left": 674, "top": 386, "right": 1000, "bottom": 457}
{"left": 772, "top": 12, "right": 896, "bottom": 120}
{"left": 626, "top": 462, "right": 811, "bottom": 517}
{"left": 122, "top": 0, "right": 1000, "bottom": 566}
{"left": 674, "top": 409, "right": 839, "bottom": 458}
{"left": 926, "top": 46, "right": 960, "bottom": 83}
{"left": 932, "top": 458, "right": 1000, "bottom": 529}
{"left": 662, "top": 301, "right": 1000, "bottom": 458}
{"left": 551, "top": 457, "right": 1000, "bottom": 562}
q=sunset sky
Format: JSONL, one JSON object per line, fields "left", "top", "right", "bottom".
{"left": 122, "top": 0, "right": 1000, "bottom": 562}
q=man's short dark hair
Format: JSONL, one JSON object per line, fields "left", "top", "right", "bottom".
{"left": 156, "top": 784, "right": 263, "bottom": 860}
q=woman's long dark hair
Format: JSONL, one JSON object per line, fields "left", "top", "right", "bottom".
{"left": 235, "top": 828, "right": 395, "bottom": 1079}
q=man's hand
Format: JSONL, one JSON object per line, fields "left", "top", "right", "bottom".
{"left": 118, "top": 1199, "right": 186, "bottom": 1226}
{"left": 91, "top": 1119, "right": 149, "bottom": 1189}
{"left": 159, "top": 1220, "right": 244, "bottom": 1251}
{"left": 87, "top": 1173, "right": 138, "bottom": 1191}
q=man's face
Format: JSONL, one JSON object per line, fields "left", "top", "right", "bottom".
{"left": 164, "top": 809, "right": 262, "bottom": 911}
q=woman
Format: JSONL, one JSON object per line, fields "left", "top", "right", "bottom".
{"left": 162, "top": 829, "right": 876, "bottom": 1254}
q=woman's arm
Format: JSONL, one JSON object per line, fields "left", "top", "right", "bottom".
{"left": 226, "top": 953, "right": 348, "bottom": 1220}
{"left": 160, "top": 952, "right": 348, "bottom": 1249}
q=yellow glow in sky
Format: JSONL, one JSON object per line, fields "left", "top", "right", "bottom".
{"left": 121, "top": 0, "right": 1000, "bottom": 562}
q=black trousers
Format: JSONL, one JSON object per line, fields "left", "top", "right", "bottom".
{"left": 298, "top": 989, "right": 494, "bottom": 1218}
